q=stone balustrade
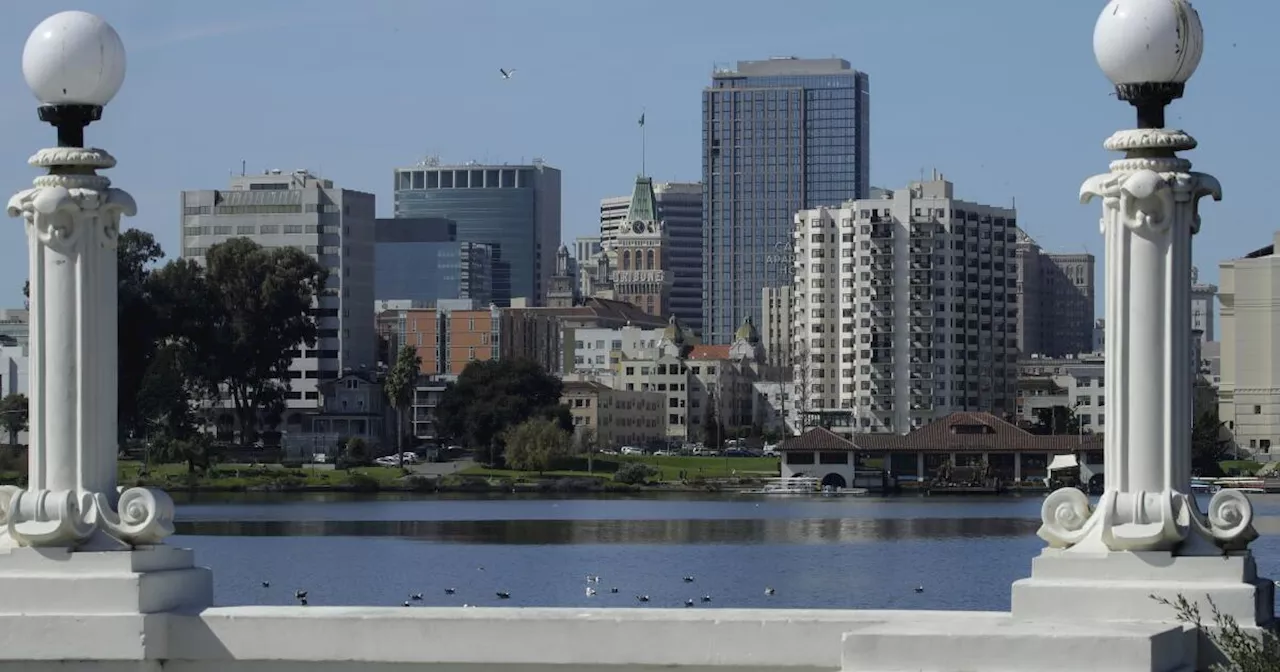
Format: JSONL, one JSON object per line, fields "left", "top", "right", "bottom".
{"left": 0, "top": 606, "right": 1205, "bottom": 671}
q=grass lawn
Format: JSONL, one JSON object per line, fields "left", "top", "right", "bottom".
{"left": 115, "top": 461, "right": 410, "bottom": 489}
{"left": 1218, "top": 460, "right": 1264, "bottom": 476}
{"left": 461, "top": 454, "right": 781, "bottom": 482}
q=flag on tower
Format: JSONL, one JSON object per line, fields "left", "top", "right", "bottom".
{"left": 638, "top": 113, "right": 645, "bottom": 127}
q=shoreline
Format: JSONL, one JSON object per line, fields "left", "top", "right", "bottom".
{"left": 138, "top": 480, "right": 1057, "bottom": 497}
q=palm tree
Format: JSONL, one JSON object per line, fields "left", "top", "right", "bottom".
{"left": 383, "top": 345, "right": 422, "bottom": 468}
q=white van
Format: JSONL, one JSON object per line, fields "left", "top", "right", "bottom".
{"left": 620, "top": 446, "right": 644, "bottom": 456}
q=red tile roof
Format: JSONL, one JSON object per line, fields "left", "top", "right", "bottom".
{"left": 779, "top": 427, "right": 856, "bottom": 452}
{"left": 781, "top": 412, "right": 1102, "bottom": 454}
{"left": 687, "top": 345, "right": 731, "bottom": 360}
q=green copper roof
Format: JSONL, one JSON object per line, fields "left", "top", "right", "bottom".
{"left": 625, "top": 175, "right": 659, "bottom": 223}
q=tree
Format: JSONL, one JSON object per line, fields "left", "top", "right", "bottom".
{"left": 435, "top": 358, "right": 571, "bottom": 465}
{"left": 117, "top": 230, "right": 168, "bottom": 441}
{"left": 0, "top": 394, "right": 28, "bottom": 446}
{"left": 345, "top": 437, "right": 369, "bottom": 465}
{"left": 1192, "top": 408, "right": 1229, "bottom": 476}
{"left": 1030, "top": 405, "right": 1082, "bottom": 436}
{"left": 703, "top": 387, "right": 725, "bottom": 450}
{"left": 502, "top": 417, "right": 570, "bottom": 473}
{"left": 573, "top": 427, "right": 598, "bottom": 473}
{"left": 384, "top": 345, "right": 422, "bottom": 467}
{"left": 135, "top": 343, "right": 196, "bottom": 445}
{"left": 155, "top": 238, "right": 327, "bottom": 444}
{"left": 150, "top": 434, "right": 212, "bottom": 474}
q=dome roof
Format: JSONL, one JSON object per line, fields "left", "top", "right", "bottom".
{"left": 734, "top": 315, "right": 760, "bottom": 344}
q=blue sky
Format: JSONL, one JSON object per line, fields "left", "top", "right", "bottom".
{"left": 0, "top": 0, "right": 1273, "bottom": 315}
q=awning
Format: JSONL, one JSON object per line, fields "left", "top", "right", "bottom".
{"left": 1048, "top": 454, "right": 1079, "bottom": 472}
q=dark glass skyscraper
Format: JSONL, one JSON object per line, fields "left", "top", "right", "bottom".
{"left": 393, "top": 161, "right": 561, "bottom": 307}
{"left": 374, "top": 217, "right": 493, "bottom": 308}
{"left": 701, "top": 57, "right": 870, "bottom": 343}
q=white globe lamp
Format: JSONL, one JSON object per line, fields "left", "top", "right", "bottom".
{"left": 21, "top": 11, "right": 127, "bottom": 147}
{"left": 1092, "top": 0, "right": 1204, "bottom": 128}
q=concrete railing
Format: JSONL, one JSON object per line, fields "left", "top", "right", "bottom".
{"left": 0, "top": 606, "right": 1204, "bottom": 671}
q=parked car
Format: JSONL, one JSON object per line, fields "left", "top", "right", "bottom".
{"left": 620, "top": 446, "right": 644, "bottom": 456}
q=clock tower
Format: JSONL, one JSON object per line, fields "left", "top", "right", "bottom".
{"left": 610, "top": 175, "right": 671, "bottom": 318}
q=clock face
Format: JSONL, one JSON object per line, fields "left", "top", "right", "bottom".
{"left": 632, "top": 220, "right": 646, "bottom": 234}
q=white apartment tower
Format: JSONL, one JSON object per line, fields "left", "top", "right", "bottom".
{"left": 790, "top": 177, "right": 1020, "bottom": 434}
{"left": 180, "top": 170, "right": 376, "bottom": 412}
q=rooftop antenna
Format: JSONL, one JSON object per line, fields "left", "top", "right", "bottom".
{"left": 240, "top": 159, "right": 246, "bottom": 177}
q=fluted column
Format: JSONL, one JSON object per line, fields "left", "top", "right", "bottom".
{"left": 1035, "top": 128, "right": 1256, "bottom": 555}
{"left": 0, "top": 147, "right": 174, "bottom": 550}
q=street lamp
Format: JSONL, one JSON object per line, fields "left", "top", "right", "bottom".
{"left": 1036, "top": 0, "right": 1254, "bottom": 556}
{"left": 0, "top": 11, "right": 173, "bottom": 550}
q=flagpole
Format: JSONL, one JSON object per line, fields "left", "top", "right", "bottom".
{"left": 640, "top": 108, "right": 647, "bottom": 176}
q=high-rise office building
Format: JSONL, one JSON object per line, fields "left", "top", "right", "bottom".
{"left": 393, "top": 159, "right": 561, "bottom": 307}
{"left": 1014, "top": 232, "right": 1096, "bottom": 357}
{"left": 599, "top": 180, "right": 703, "bottom": 334}
{"left": 789, "top": 178, "right": 1019, "bottom": 434}
{"left": 374, "top": 217, "right": 492, "bottom": 308}
{"left": 1190, "top": 266, "right": 1217, "bottom": 343}
{"left": 702, "top": 57, "right": 871, "bottom": 344}
{"left": 180, "top": 170, "right": 376, "bottom": 410}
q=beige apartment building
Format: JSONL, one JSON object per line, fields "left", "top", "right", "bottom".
{"left": 1219, "top": 235, "right": 1280, "bottom": 457}
{"left": 561, "top": 380, "right": 665, "bottom": 449}
{"left": 1014, "top": 231, "right": 1096, "bottom": 357}
{"left": 609, "top": 317, "right": 769, "bottom": 441}
{"left": 789, "top": 177, "right": 1020, "bottom": 435}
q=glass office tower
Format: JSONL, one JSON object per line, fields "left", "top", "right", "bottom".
{"left": 374, "top": 217, "right": 493, "bottom": 307}
{"left": 701, "top": 57, "right": 870, "bottom": 344}
{"left": 393, "top": 160, "right": 561, "bottom": 307}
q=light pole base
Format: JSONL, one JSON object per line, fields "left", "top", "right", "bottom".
{"left": 1012, "top": 548, "right": 1274, "bottom": 627}
{"left": 0, "top": 545, "right": 212, "bottom": 615}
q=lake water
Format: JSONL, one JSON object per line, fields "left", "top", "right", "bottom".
{"left": 172, "top": 493, "right": 1280, "bottom": 612}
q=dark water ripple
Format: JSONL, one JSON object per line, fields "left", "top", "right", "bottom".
{"left": 175, "top": 516, "right": 1040, "bottom": 544}
{"left": 169, "top": 494, "right": 1280, "bottom": 612}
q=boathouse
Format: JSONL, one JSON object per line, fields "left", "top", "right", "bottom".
{"left": 778, "top": 412, "right": 1103, "bottom": 489}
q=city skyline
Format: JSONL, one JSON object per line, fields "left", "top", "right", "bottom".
{"left": 0, "top": 0, "right": 1275, "bottom": 318}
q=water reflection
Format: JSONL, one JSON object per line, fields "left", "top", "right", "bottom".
{"left": 176, "top": 516, "right": 1041, "bottom": 544}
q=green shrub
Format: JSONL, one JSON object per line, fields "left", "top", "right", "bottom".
{"left": 347, "top": 472, "right": 380, "bottom": 491}
{"left": 1158, "top": 594, "right": 1280, "bottom": 671}
{"left": 615, "top": 462, "right": 658, "bottom": 485}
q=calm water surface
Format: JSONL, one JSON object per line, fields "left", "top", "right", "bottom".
{"left": 171, "top": 493, "right": 1280, "bottom": 612}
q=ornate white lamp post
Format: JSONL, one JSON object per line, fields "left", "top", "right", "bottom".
{"left": 0, "top": 12, "right": 176, "bottom": 551}
{"left": 1037, "top": 0, "right": 1252, "bottom": 556}
{"left": 1012, "top": 0, "right": 1272, "bottom": 633}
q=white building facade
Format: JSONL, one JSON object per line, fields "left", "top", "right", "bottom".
{"left": 1218, "top": 234, "right": 1280, "bottom": 457}
{"left": 790, "top": 178, "right": 1020, "bottom": 434}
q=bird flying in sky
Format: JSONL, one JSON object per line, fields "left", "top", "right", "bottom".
{"left": 500, "top": 68, "right": 516, "bottom": 80}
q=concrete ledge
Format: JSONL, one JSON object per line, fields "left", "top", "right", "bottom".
{"left": 0, "top": 614, "right": 168, "bottom": 661}
{"left": 170, "top": 606, "right": 995, "bottom": 670}
{"left": 840, "top": 613, "right": 1191, "bottom": 672}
